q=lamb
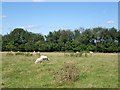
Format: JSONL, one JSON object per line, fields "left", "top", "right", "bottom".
{"left": 35, "top": 58, "right": 43, "bottom": 64}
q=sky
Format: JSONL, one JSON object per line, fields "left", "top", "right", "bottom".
{"left": 2, "top": 2, "right": 118, "bottom": 35}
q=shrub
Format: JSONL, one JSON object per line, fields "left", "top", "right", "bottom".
{"left": 6, "top": 52, "right": 14, "bottom": 56}
{"left": 74, "top": 53, "right": 78, "bottom": 57}
{"left": 64, "top": 53, "right": 69, "bottom": 57}
{"left": 70, "top": 53, "right": 74, "bottom": 57}
{"left": 85, "top": 53, "right": 87, "bottom": 57}
{"left": 25, "top": 53, "right": 33, "bottom": 56}
{"left": 52, "top": 62, "right": 80, "bottom": 83}
{"left": 78, "top": 52, "right": 82, "bottom": 57}
{"left": 15, "top": 52, "right": 24, "bottom": 55}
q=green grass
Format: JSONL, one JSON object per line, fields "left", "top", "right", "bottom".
{"left": 2, "top": 52, "right": 118, "bottom": 88}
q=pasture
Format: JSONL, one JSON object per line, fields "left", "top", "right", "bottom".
{"left": 2, "top": 52, "right": 118, "bottom": 88}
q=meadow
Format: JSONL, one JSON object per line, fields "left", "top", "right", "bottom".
{"left": 2, "top": 52, "right": 118, "bottom": 88}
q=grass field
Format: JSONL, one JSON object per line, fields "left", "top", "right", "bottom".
{"left": 2, "top": 52, "right": 118, "bottom": 88}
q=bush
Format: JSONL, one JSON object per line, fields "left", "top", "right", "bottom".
{"left": 74, "top": 54, "right": 78, "bottom": 57}
{"left": 75, "top": 53, "right": 82, "bottom": 57}
{"left": 70, "top": 53, "right": 74, "bottom": 57}
{"left": 15, "top": 52, "right": 24, "bottom": 55}
{"left": 64, "top": 53, "right": 69, "bottom": 57}
{"left": 52, "top": 62, "right": 80, "bottom": 83}
{"left": 25, "top": 53, "right": 33, "bottom": 56}
{"left": 6, "top": 52, "right": 14, "bottom": 56}
{"left": 78, "top": 52, "right": 82, "bottom": 57}
{"left": 64, "top": 52, "right": 83, "bottom": 57}
{"left": 85, "top": 53, "right": 87, "bottom": 57}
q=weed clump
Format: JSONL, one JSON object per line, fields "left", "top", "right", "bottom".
{"left": 70, "top": 53, "right": 74, "bottom": 57}
{"left": 85, "top": 53, "right": 87, "bottom": 57}
{"left": 64, "top": 52, "right": 88, "bottom": 58}
{"left": 64, "top": 53, "right": 69, "bottom": 57}
{"left": 15, "top": 52, "right": 24, "bottom": 55}
{"left": 25, "top": 53, "right": 33, "bottom": 56}
{"left": 52, "top": 62, "right": 80, "bottom": 83}
{"left": 6, "top": 52, "right": 14, "bottom": 56}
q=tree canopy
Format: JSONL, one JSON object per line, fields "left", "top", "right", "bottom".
{"left": 2, "top": 27, "right": 119, "bottom": 52}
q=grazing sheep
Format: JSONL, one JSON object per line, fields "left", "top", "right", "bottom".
{"left": 33, "top": 51, "right": 36, "bottom": 55}
{"left": 35, "top": 58, "right": 43, "bottom": 64}
{"left": 37, "top": 51, "right": 40, "bottom": 53}
{"left": 82, "top": 53, "right": 85, "bottom": 55}
{"left": 40, "top": 55, "right": 49, "bottom": 60}
{"left": 90, "top": 51, "right": 93, "bottom": 54}
{"left": 33, "top": 51, "right": 36, "bottom": 53}
{"left": 17, "top": 51, "right": 19, "bottom": 52}
{"left": 76, "top": 51, "right": 80, "bottom": 53}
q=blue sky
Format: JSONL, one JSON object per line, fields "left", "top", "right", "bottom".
{"left": 2, "top": 2, "right": 118, "bottom": 35}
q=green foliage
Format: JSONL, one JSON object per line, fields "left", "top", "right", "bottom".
{"left": 2, "top": 27, "right": 119, "bottom": 52}
{"left": 79, "top": 52, "right": 83, "bottom": 57}
{"left": 64, "top": 53, "right": 69, "bottom": 57}
{"left": 24, "top": 53, "right": 33, "bottom": 56}
{"left": 70, "top": 53, "right": 74, "bottom": 57}
{"left": 65, "top": 52, "right": 83, "bottom": 57}
{"left": 85, "top": 53, "right": 87, "bottom": 57}
{"left": 52, "top": 62, "right": 80, "bottom": 83}
{"left": 6, "top": 52, "right": 14, "bottom": 56}
{"left": 15, "top": 52, "right": 24, "bottom": 55}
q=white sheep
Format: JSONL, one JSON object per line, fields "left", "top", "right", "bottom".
{"left": 90, "top": 51, "right": 93, "bottom": 54}
{"left": 35, "top": 58, "right": 43, "bottom": 64}
{"left": 33, "top": 51, "right": 36, "bottom": 53}
{"left": 40, "top": 55, "right": 49, "bottom": 60}
{"left": 82, "top": 53, "right": 85, "bottom": 55}
{"left": 37, "top": 51, "right": 40, "bottom": 53}
{"left": 35, "top": 55, "right": 49, "bottom": 64}
{"left": 76, "top": 51, "right": 80, "bottom": 53}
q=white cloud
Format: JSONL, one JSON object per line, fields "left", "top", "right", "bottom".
{"left": 51, "top": 25, "right": 60, "bottom": 29}
{"left": 51, "top": 25, "right": 70, "bottom": 29}
{"left": 106, "top": 20, "right": 115, "bottom": 24}
{"left": 18, "top": 27, "right": 25, "bottom": 29}
{"left": 18, "top": 25, "right": 43, "bottom": 29}
{"left": 25, "top": 25, "right": 34, "bottom": 29}
{"left": 2, "top": 15, "right": 7, "bottom": 18}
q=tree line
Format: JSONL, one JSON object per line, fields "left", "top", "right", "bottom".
{"left": 2, "top": 27, "right": 120, "bottom": 52}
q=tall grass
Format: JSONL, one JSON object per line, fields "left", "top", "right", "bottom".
{"left": 2, "top": 52, "right": 118, "bottom": 88}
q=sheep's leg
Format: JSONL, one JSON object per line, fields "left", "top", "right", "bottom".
{"left": 40, "top": 61, "right": 43, "bottom": 64}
